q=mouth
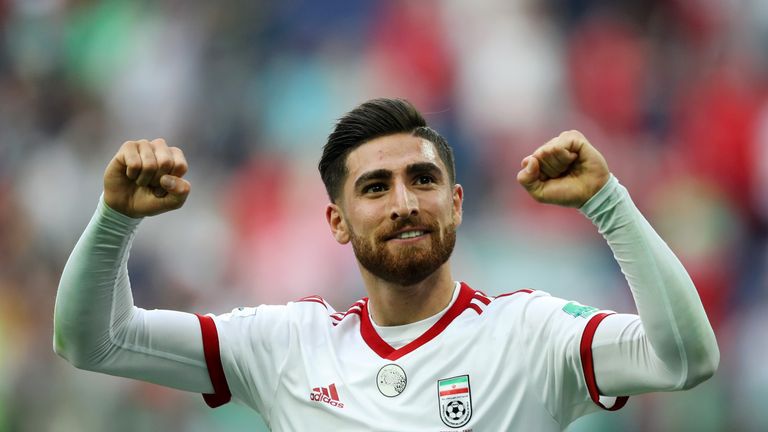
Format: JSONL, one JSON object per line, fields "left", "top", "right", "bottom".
{"left": 385, "top": 228, "right": 431, "bottom": 241}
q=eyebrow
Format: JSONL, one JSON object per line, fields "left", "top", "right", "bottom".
{"left": 353, "top": 162, "right": 444, "bottom": 191}
{"left": 406, "top": 162, "right": 443, "bottom": 179}
{"left": 354, "top": 169, "right": 392, "bottom": 191}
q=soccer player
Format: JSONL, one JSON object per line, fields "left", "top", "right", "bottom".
{"left": 54, "top": 98, "right": 719, "bottom": 431}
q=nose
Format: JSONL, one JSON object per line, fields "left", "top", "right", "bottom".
{"left": 390, "top": 182, "right": 419, "bottom": 221}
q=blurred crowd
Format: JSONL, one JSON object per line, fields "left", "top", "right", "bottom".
{"left": 1, "top": 0, "right": 767, "bottom": 430}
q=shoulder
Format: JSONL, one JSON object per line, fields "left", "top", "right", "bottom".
{"left": 270, "top": 295, "right": 367, "bottom": 328}
{"left": 209, "top": 295, "right": 336, "bottom": 328}
{"left": 210, "top": 294, "right": 370, "bottom": 330}
{"left": 463, "top": 284, "right": 604, "bottom": 327}
{"left": 448, "top": 283, "right": 539, "bottom": 326}
{"left": 463, "top": 286, "right": 538, "bottom": 316}
{"left": 291, "top": 295, "right": 371, "bottom": 329}
{"left": 293, "top": 295, "right": 334, "bottom": 310}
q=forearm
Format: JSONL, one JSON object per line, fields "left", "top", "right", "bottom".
{"left": 581, "top": 176, "right": 719, "bottom": 393}
{"left": 53, "top": 196, "right": 213, "bottom": 393}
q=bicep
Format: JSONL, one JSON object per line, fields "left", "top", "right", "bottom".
{"left": 94, "top": 307, "right": 214, "bottom": 394}
{"left": 591, "top": 313, "right": 682, "bottom": 396}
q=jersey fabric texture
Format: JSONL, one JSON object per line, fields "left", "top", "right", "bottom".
{"left": 198, "top": 282, "right": 627, "bottom": 431}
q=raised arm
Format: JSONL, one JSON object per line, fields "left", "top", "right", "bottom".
{"left": 53, "top": 139, "right": 213, "bottom": 393}
{"left": 517, "top": 131, "right": 719, "bottom": 395}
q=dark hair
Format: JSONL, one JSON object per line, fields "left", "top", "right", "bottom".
{"left": 319, "top": 98, "right": 455, "bottom": 203}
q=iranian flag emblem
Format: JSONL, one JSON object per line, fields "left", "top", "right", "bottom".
{"left": 438, "top": 375, "right": 472, "bottom": 428}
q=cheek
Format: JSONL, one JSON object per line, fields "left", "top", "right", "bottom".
{"left": 349, "top": 206, "right": 383, "bottom": 235}
{"left": 431, "top": 194, "right": 456, "bottom": 221}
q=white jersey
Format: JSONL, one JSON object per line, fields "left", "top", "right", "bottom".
{"left": 198, "top": 282, "right": 627, "bottom": 431}
{"left": 54, "top": 176, "right": 718, "bottom": 432}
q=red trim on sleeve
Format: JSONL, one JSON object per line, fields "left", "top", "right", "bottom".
{"left": 580, "top": 312, "right": 629, "bottom": 411}
{"left": 195, "top": 314, "right": 232, "bottom": 408}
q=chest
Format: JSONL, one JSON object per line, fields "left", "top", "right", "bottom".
{"left": 267, "top": 320, "right": 557, "bottom": 431}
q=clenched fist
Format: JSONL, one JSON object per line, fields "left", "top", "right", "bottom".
{"left": 103, "top": 139, "right": 191, "bottom": 218}
{"left": 517, "top": 130, "right": 610, "bottom": 208}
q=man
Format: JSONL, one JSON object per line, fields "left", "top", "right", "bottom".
{"left": 54, "top": 98, "right": 719, "bottom": 431}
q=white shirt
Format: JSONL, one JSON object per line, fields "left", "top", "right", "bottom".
{"left": 199, "top": 282, "right": 626, "bottom": 431}
{"left": 53, "top": 175, "right": 718, "bottom": 431}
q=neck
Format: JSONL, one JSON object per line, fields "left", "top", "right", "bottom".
{"left": 360, "top": 263, "right": 456, "bottom": 326}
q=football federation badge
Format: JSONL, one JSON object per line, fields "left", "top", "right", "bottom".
{"left": 377, "top": 364, "right": 407, "bottom": 397}
{"left": 438, "top": 375, "right": 472, "bottom": 428}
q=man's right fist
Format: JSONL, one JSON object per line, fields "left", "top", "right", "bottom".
{"left": 103, "top": 139, "right": 191, "bottom": 218}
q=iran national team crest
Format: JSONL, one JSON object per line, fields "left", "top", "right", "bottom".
{"left": 438, "top": 375, "right": 472, "bottom": 428}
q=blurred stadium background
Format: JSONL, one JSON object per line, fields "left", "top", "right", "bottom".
{"left": 1, "top": 0, "right": 767, "bottom": 430}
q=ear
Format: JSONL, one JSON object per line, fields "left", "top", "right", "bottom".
{"left": 452, "top": 184, "right": 464, "bottom": 227}
{"left": 326, "top": 203, "right": 350, "bottom": 244}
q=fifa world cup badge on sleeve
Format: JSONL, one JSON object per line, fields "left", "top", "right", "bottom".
{"left": 438, "top": 375, "right": 472, "bottom": 428}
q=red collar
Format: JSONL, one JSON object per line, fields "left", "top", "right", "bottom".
{"left": 359, "top": 282, "right": 475, "bottom": 360}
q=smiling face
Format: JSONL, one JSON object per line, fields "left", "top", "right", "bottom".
{"left": 326, "top": 133, "right": 463, "bottom": 286}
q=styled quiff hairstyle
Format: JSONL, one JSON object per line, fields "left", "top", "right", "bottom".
{"left": 319, "top": 98, "right": 456, "bottom": 203}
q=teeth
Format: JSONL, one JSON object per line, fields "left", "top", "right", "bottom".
{"left": 396, "top": 230, "right": 425, "bottom": 239}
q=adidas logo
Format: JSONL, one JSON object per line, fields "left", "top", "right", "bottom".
{"left": 309, "top": 383, "right": 345, "bottom": 408}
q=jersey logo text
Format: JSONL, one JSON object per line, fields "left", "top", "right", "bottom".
{"left": 309, "top": 383, "right": 344, "bottom": 408}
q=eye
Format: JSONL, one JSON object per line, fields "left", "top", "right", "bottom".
{"left": 362, "top": 183, "right": 387, "bottom": 194}
{"left": 416, "top": 175, "right": 435, "bottom": 185}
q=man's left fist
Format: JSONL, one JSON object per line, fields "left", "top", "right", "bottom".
{"left": 516, "top": 130, "right": 610, "bottom": 208}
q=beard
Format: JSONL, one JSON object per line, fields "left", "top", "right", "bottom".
{"left": 349, "top": 217, "right": 457, "bottom": 286}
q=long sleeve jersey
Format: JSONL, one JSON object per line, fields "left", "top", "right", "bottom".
{"left": 53, "top": 175, "right": 719, "bottom": 431}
